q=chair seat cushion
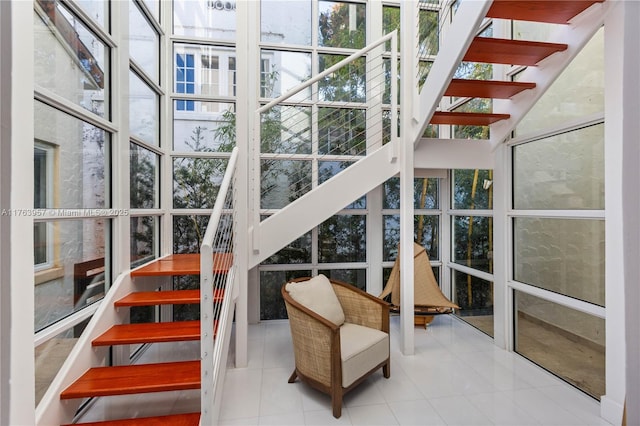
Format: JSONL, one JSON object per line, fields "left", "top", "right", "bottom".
{"left": 340, "top": 322, "right": 389, "bottom": 387}
{"left": 285, "top": 275, "right": 345, "bottom": 326}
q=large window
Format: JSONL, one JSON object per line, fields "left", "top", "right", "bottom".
{"left": 451, "top": 169, "right": 494, "bottom": 337}
{"left": 33, "top": 0, "right": 114, "bottom": 402}
{"left": 510, "top": 28, "right": 604, "bottom": 399}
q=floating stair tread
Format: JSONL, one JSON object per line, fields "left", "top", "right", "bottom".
{"left": 64, "top": 412, "right": 200, "bottom": 426}
{"left": 114, "top": 289, "right": 223, "bottom": 307}
{"left": 60, "top": 360, "right": 200, "bottom": 399}
{"left": 430, "top": 111, "right": 510, "bottom": 126}
{"left": 445, "top": 79, "right": 536, "bottom": 99}
{"left": 92, "top": 320, "right": 205, "bottom": 346}
{"left": 464, "top": 37, "right": 568, "bottom": 66}
{"left": 131, "top": 253, "right": 233, "bottom": 277}
{"left": 487, "top": 0, "right": 604, "bottom": 24}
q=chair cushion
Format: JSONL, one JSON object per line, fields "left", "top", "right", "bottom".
{"left": 340, "top": 322, "right": 389, "bottom": 387}
{"left": 285, "top": 275, "right": 345, "bottom": 326}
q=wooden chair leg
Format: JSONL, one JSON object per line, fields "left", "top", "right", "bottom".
{"left": 288, "top": 369, "right": 298, "bottom": 383}
{"left": 383, "top": 361, "right": 390, "bottom": 378}
{"left": 331, "top": 394, "right": 342, "bottom": 418}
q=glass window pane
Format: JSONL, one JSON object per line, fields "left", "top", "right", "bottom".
{"left": 318, "top": 108, "right": 366, "bottom": 155}
{"left": 514, "top": 218, "right": 605, "bottom": 306}
{"left": 318, "top": 54, "right": 366, "bottom": 103}
{"left": 419, "top": 9, "right": 439, "bottom": 57}
{"left": 34, "top": 219, "right": 110, "bottom": 332}
{"left": 130, "top": 2, "right": 159, "bottom": 82}
{"left": 318, "top": 1, "right": 366, "bottom": 49}
{"left": 261, "top": 0, "right": 311, "bottom": 45}
{"left": 383, "top": 215, "right": 439, "bottom": 261}
{"left": 130, "top": 143, "right": 158, "bottom": 209}
{"left": 453, "top": 271, "right": 493, "bottom": 337}
{"left": 174, "top": 44, "right": 236, "bottom": 98}
{"left": 173, "top": 0, "right": 236, "bottom": 40}
{"left": 261, "top": 106, "right": 311, "bottom": 154}
{"left": 513, "top": 125, "right": 604, "bottom": 210}
{"left": 129, "top": 71, "right": 159, "bottom": 146}
{"left": 35, "top": 318, "right": 90, "bottom": 406}
{"left": 261, "top": 160, "right": 311, "bottom": 209}
{"left": 173, "top": 102, "right": 236, "bottom": 152}
{"left": 261, "top": 270, "right": 311, "bottom": 320}
{"left": 514, "top": 291, "right": 604, "bottom": 399}
{"left": 452, "top": 169, "right": 493, "bottom": 210}
{"left": 34, "top": 101, "right": 109, "bottom": 209}
{"left": 319, "top": 161, "right": 365, "bottom": 209}
{"left": 173, "top": 215, "right": 209, "bottom": 253}
{"left": 318, "top": 269, "right": 366, "bottom": 291}
{"left": 318, "top": 215, "right": 366, "bottom": 263}
{"left": 131, "top": 216, "right": 159, "bottom": 268}
{"left": 383, "top": 177, "right": 439, "bottom": 210}
{"left": 173, "top": 157, "right": 228, "bottom": 209}
{"left": 382, "top": 6, "right": 400, "bottom": 51}
{"left": 517, "top": 29, "right": 603, "bottom": 134}
{"left": 262, "top": 231, "right": 312, "bottom": 265}
{"left": 34, "top": 5, "right": 109, "bottom": 118}
{"left": 260, "top": 50, "right": 312, "bottom": 100}
{"left": 453, "top": 216, "right": 492, "bottom": 273}
{"left": 75, "top": 1, "right": 109, "bottom": 28}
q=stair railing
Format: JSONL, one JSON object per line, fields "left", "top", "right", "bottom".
{"left": 200, "top": 146, "right": 239, "bottom": 425}
{"left": 251, "top": 30, "right": 398, "bottom": 257}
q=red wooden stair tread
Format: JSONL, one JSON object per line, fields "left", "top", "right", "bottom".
{"left": 60, "top": 360, "right": 200, "bottom": 399}
{"left": 114, "top": 289, "right": 223, "bottom": 307}
{"left": 430, "top": 111, "right": 510, "bottom": 126}
{"left": 131, "top": 253, "right": 232, "bottom": 277}
{"left": 445, "top": 79, "right": 536, "bottom": 99}
{"left": 487, "top": 0, "right": 604, "bottom": 24}
{"left": 464, "top": 37, "right": 568, "bottom": 66}
{"left": 64, "top": 412, "right": 200, "bottom": 426}
{"left": 93, "top": 320, "right": 209, "bottom": 346}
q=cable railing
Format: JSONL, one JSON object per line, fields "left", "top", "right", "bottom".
{"left": 199, "top": 146, "right": 238, "bottom": 425}
{"left": 253, "top": 30, "right": 398, "bottom": 223}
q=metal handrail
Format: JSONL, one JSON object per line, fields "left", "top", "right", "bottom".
{"left": 200, "top": 146, "right": 239, "bottom": 425}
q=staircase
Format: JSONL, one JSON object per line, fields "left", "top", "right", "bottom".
{"left": 58, "top": 253, "right": 230, "bottom": 425}
{"left": 251, "top": 0, "right": 607, "bottom": 267}
{"left": 429, "top": 0, "right": 604, "bottom": 128}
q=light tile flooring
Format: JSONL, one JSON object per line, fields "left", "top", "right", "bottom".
{"left": 77, "top": 315, "right": 611, "bottom": 425}
{"left": 220, "top": 315, "right": 610, "bottom": 426}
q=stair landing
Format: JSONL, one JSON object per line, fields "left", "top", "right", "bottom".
{"left": 131, "top": 253, "right": 232, "bottom": 277}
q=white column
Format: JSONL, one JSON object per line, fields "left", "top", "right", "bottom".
{"left": 366, "top": 0, "right": 384, "bottom": 297}
{"left": 491, "top": 143, "right": 508, "bottom": 349}
{"left": 1, "top": 1, "right": 35, "bottom": 424}
{"left": 399, "top": 0, "right": 417, "bottom": 355}
{"left": 601, "top": 1, "right": 628, "bottom": 423}
{"left": 621, "top": 2, "right": 640, "bottom": 423}
{"left": 233, "top": 0, "right": 256, "bottom": 369}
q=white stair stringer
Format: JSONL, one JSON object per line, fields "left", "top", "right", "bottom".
{"left": 414, "top": 0, "right": 493, "bottom": 144}
{"left": 250, "top": 143, "right": 399, "bottom": 268}
{"left": 489, "top": 1, "right": 609, "bottom": 150}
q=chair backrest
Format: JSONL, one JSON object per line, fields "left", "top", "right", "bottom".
{"left": 283, "top": 274, "right": 345, "bottom": 325}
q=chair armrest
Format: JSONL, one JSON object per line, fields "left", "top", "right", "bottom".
{"left": 331, "top": 280, "right": 390, "bottom": 333}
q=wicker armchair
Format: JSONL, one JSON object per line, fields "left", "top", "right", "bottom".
{"left": 281, "top": 275, "right": 390, "bottom": 418}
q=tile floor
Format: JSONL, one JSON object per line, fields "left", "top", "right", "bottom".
{"left": 219, "top": 315, "right": 611, "bottom": 425}
{"left": 77, "top": 315, "right": 611, "bottom": 425}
